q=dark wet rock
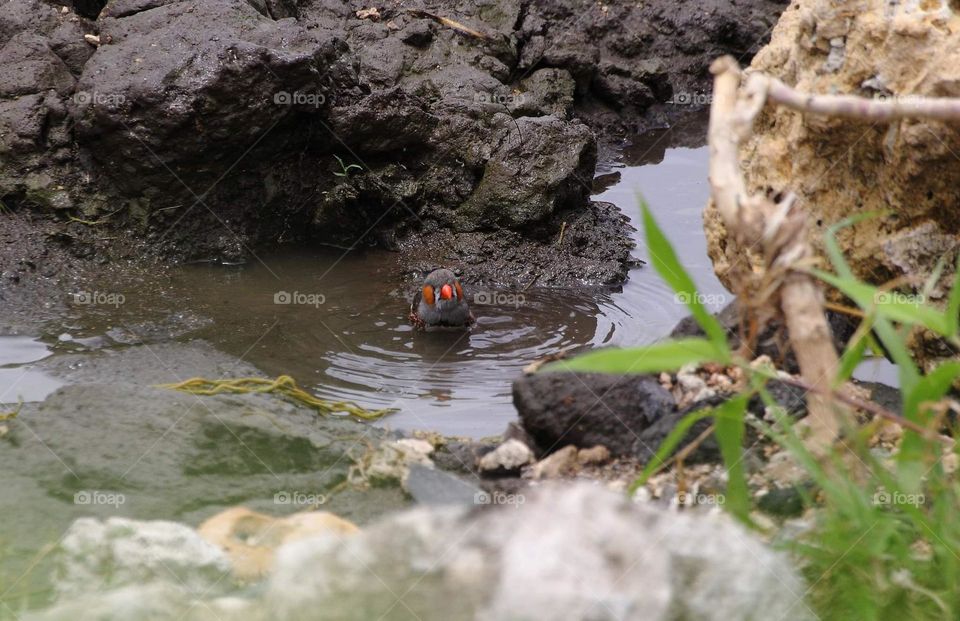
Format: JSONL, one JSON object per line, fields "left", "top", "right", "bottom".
{"left": 1, "top": 32, "right": 76, "bottom": 98}
{"left": 514, "top": 68, "right": 576, "bottom": 118}
{"left": 36, "top": 339, "right": 259, "bottom": 384}
{"left": 758, "top": 484, "right": 813, "bottom": 518}
{"left": 400, "top": 19, "right": 434, "bottom": 48}
{"left": 514, "top": 365, "right": 813, "bottom": 465}
{"left": 632, "top": 400, "right": 722, "bottom": 464}
{"left": 752, "top": 379, "right": 809, "bottom": 419}
{"left": 634, "top": 379, "right": 809, "bottom": 465}
{"left": 454, "top": 115, "right": 595, "bottom": 231}
{"left": 431, "top": 439, "right": 492, "bottom": 476}
{"left": 401, "top": 199, "right": 635, "bottom": 286}
{"left": 0, "top": 0, "right": 787, "bottom": 300}
{"left": 103, "top": 312, "right": 214, "bottom": 345}
{"left": 404, "top": 463, "right": 483, "bottom": 506}
{"left": 75, "top": 0, "right": 343, "bottom": 196}
{"left": 513, "top": 371, "right": 676, "bottom": 456}
{"left": 861, "top": 381, "right": 902, "bottom": 415}
{"left": 670, "top": 301, "right": 860, "bottom": 374}
{"left": 519, "top": 0, "right": 789, "bottom": 136}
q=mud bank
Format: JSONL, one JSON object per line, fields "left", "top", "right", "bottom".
{"left": 1, "top": 0, "right": 787, "bottom": 302}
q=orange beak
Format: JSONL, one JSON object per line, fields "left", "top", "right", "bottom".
{"left": 440, "top": 284, "right": 454, "bottom": 300}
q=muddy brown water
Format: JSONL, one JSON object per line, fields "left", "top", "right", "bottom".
{"left": 0, "top": 134, "right": 728, "bottom": 438}
{"left": 0, "top": 133, "right": 897, "bottom": 438}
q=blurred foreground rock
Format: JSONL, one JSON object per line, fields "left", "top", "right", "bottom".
{"left": 31, "top": 483, "right": 812, "bottom": 621}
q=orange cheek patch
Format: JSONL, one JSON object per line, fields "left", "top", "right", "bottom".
{"left": 422, "top": 285, "right": 435, "bottom": 305}
{"left": 455, "top": 282, "right": 464, "bottom": 301}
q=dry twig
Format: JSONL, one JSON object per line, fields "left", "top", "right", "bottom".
{"left": 709, "top": 56, "right": 841, "bottom": 455}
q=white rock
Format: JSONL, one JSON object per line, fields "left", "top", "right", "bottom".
{"left": 54, "top": 517, "right": 231, "bottom": 599}
{"left": 365, "top": 438, "right": 435, "bottom": 486}
{"left": 266, "top": 483, "right": 813, "bottom": 621}
{"left": 478, "top": 439, "right": 534, "bottom": 473}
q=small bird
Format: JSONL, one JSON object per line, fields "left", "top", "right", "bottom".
{"left": 409, "top": 268, "right": 475, "bottom": 330}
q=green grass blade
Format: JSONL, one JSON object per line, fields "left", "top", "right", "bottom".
{"left": 870, "top": 315, "right": 920, "bottom": 396}
{"left": 640, "top": 200, "right": 729, "bottom": 354}
{"left": 899, "top": 361, "right": 960, "bottom": 487}
{"left": 813, "top": 269, "right": 950, "bottom": 336}
{"left": 628, "top": 408, "right": 715, "bottom": 495}
{"left": 834, "top": 316, "right": 871, "bottom": 387}
{"left": 714, "top": 394, "right": 751, "bottom": 522}
{"left": 542, "top": 338, "right": 728, "bottom": 374}
{"left": 947, "top": 255, "right": 960, "bottom": 337}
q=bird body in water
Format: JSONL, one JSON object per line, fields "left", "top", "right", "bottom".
{"left": 409, "top": 268, "right": 474, "bottom": 330}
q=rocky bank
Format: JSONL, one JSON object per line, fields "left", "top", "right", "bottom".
{"left": 1, "top": 0, "right": 787, "bottom": 312}
{"left": 704, "top": 0, "right": 960, "bottom": 362}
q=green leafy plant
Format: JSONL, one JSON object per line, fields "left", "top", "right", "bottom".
{"left": 543, "top": 199, "right": 960, "bottom": 619}
{"left": 333, "top": 154, "right": 363, "bottom": 178}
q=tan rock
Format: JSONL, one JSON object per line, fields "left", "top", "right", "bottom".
{"left": 529, "top": 445, "right": 578, "bottom": 480}
{"left": 704, "top": 0, "right": 960, "bottom": 363}
{"left": 877, "top": 421, "right": 903, "bottom": 445}
{"left": 942, "top": 451, "right": 958, "bottom": 475}
{"left": 198, "top": 507, "right": 358, "bottom": 581}
{"left": 577, "top": 445, "right": 611, "bottom": 466}
{"left": 761, "top": 451, "right": 808, "bottom": 486}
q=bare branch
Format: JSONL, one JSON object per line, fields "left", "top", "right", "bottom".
{"left": 708, "top": 56, "right": 843, "bottom": 455}
{"left": 748, "top": 72, "right": 960, "bottom": 122}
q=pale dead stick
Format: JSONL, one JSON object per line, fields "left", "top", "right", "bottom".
{"left": 708, "top": 55, "right": 960, "bottom": 454}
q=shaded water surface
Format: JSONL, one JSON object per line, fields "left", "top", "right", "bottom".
{"left": 1, "top": 125, "right": 728, "bottom": 437}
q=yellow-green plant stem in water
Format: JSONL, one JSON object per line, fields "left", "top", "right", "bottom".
{"left": 157, "top": 375, "right": 394, "bottom": 420}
